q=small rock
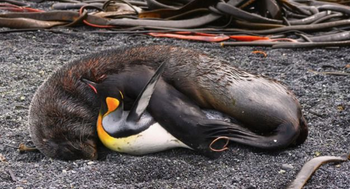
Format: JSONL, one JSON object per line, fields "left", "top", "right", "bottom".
{"left": 0, "top": 153, "right": 6, "bottom": 162}
{"left": 315, "top": 151, "right": 321, "bottom": 157}
{"left": 15, "top": 105, "right": 27, "bottom": 110}
{"left": 38, "top": 70, "right": 45, "bottom": 75}
{"left": 282, "top": 164, "right": 294, "bottom": 170}
{"left": 337, "top": 105, "right": 344, "bottom": 111}
{"left": 278, "top": 170, "right": 286, "bottom": 174}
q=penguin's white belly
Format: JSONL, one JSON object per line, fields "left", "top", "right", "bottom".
{"left": 103, "top": 123, "right": 192, "bottom": 155}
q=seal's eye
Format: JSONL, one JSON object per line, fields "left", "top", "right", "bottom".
{"left": 105, "top": 97, "right": 120, "bottom": 114}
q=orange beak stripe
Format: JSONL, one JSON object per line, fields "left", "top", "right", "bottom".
{"left": 105, "top": 97, "right": 120, "bottom": 115}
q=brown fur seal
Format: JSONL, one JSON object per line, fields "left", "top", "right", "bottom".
{"left": 29, "top": 45, "right": 308, "bottom": 160}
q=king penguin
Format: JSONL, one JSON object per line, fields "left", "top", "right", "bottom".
{"left": 82, "top": 62, "right": 194, "bottom": 155}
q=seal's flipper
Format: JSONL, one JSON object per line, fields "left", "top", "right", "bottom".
{"left": 126, "top": 61, "right": 166, "bottom": 122}
{"left": 200, "top": 121, "right": 299, "bottom": 151}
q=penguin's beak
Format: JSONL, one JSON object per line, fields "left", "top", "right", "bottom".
{"left": 104, "top": 97, "right": 122, "bottom": 116}
{"left": 81, "top": 78, "right": 98, "bottom": 94}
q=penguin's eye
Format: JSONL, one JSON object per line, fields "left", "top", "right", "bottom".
{"left": 105, "top": 97, "right": 120, "bottom": 114}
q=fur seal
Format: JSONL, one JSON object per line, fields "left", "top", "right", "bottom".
{"left": 29, "top": 45, "right": 308, "bottom": 160}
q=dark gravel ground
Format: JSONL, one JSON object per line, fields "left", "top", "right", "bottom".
{"left": 0, "top": 3, "right": 350, "bottom": 188}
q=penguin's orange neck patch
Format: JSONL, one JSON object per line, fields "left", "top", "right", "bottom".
{"left": 97, "top": 113, "right": 115, "bottom": 145}
{"left": 106, "top": 97, "right": 120, "bottom": 114}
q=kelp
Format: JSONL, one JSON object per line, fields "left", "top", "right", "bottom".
{"left": 2, "top": 0, "right": 350, "bottom": 47}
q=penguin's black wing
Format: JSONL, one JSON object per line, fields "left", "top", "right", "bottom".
{"left": 126, "top": 62, "right": 166, "bottom": 123}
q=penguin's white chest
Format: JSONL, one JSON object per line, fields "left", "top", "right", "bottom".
{"left": 98, "top": 121, "right": 191, "bottom": 155}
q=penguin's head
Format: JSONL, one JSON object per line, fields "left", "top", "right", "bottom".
{"left": 85, "top": 62, "right": 166, "bottom": 138}
{"left": 83, "top": 78, "right": 124, "bottom": 114}
{"left": 81, "top": 78, "right": 128, "bottom": 137}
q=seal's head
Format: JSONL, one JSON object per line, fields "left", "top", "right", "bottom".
{"left": 29, "top": 78, "right": 100, "bottom": 160}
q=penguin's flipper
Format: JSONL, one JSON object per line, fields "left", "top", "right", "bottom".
{"left": 200, "top": 120, "right": 299, "bottom": 151}
{"left": 126, "top": 61, "right": 167, "bottom": 122}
